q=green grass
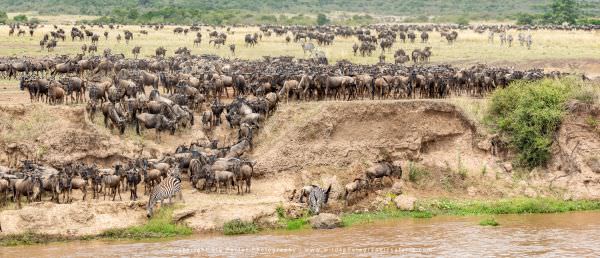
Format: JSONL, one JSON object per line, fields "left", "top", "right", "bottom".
{"left": 1, "top": 206, "right": 192, "bottom": 246}
{"left": 222, "top": 219, "right": 259, "bottom": 235}
{"left": 99, "top": 206, "right": 192, "bottom": 239}
{"left": 275, "top": 205, "right": 311, "bottom": 230}
{"left": 408, "top": 162, "right": 430, "bottom": 183}
{"left": 340, "top": 197, "right": 600, "bottom": 227}
{"left": 479, "top": 217, "right": 500, "bottom": 226}
{"left": 342, "top": 210, "right": 434, "bottom": 227}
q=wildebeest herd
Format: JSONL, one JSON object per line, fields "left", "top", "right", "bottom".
{"left": 0, "top": 21, "right": 584, "bottom": 219}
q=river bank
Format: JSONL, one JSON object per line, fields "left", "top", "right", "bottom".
{"left": 4, "top": 211, "right": 600, "bottom": 257}
{"left": 2, "top": 197, "right": 600, "bottom": 247}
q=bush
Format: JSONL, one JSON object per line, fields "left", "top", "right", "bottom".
{"left": 488, "top": 78, "right": 576, "bottom": 167}
{"left": 479, "top": 217, "right": 499, "bottom": 226}
{"left": 99, "top": 206, "right": 192, "bottom": 239}
{"left": 223, "top": 219, "right": 259, "bottom": 235}
{"left": 13, "top": 14, "right": 28, "bottom": 22}
{"left": 316, "top": 13, "right": 330, "bottom": 25}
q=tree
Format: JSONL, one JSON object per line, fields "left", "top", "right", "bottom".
{"left": 13, "top": 14, "right": 28, "bottom": 22}
{"left": 545, "top": 0, "right": 579, "bottom": 24}
{"left": 0, "top": 11, "right": 7, "bottom": 24}
{"left": 455, "top": 15, "right": 470, "bottom": 26}
{"left": 316, "top": 13, "right": 329, "bottom": 25}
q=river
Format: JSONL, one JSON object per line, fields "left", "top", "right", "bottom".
{"left": 4, "top": 212, "right": 600, "bottom": 257}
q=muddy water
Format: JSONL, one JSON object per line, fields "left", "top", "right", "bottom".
{"left": 4, "top": 212, "right": 600, "bottom": 257}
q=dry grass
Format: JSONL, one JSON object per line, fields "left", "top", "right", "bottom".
{"left": 1, "top": 22, "right": 600, "bottom": 67}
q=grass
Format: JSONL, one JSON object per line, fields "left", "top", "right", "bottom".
{"left": 1, "top": 24, "right": 600, "bottom": 67}
{"left": 222, "top": 219, "right": 259, "bottom": 235}
{"left": 275, "top": 205, "right": 311, "bottom": 231}
{"left": 1, "top": 206, "right": 192, "bottom": 246}
{"left": 479, "top": 217, "right": 500, "bottom": 226}
{"left": 98, "top": 206, "right": 192, "bottom": 239}
{"left": 340, "top": 197, "right": 600, "bottom": 227}
{"left": 408, "top": 162, "right": 430, "bottom": 183}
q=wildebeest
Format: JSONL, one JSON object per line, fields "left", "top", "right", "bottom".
{"left": 365, "top": 161, "right": 403, "bottom": 187}
{"left": 136, "top": 113, "right": 177, "bottom": 142}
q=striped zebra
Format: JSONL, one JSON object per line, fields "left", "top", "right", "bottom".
{"left": 307, "top": 184, "right": 332, "bottom": 215}
{"left": 146, "top": 174, "right": 183, "bottom": 218}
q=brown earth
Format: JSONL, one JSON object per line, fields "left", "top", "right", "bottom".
{"left": 1, "top": 98, "right": 600, "bottom": 236}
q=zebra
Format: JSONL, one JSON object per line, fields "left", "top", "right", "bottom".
{"left": 307, "top": 184, "right": 332, "bottom": 215}
{"left": 146, "top": 173, "right": 183, "bottom": 218}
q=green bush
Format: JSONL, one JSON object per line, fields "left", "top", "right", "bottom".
{"left": 479, "top": 217, "right": 500, "bottom": 226}
{"left": 99, "top": 206, "right": 192, "bottom": 239}
{"left": 488, "top": 78, "right": 576, "bottom": 167}
{"left": 223, "top": 219, "right": 259, "bottom": 235}
{"left": 13, "top": 14, "right": 28, "bottom": 22}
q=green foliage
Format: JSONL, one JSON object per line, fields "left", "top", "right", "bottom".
{"left": 518, "top": 0, "right": 583, "bottom": 25}
{"left": 422, "top": 197, "right": 600, "bottom": 215}
{"left": 488, "top": 78, "right": 575, "bottom": 167}
{"left": 516, "top": 13, "right": 542, "bottom": 25}
{"left": 99, "top": 206, "right": 192, "bottom": 239}
{"left": 408, "top": 162, "right": 429, "bottom": 183}
{"left": 2, "top": 0, "right": 600, "bottom": 24}
{"left": 479, "top": 217, "right": 500, "bottom": 226}
{"left": 0, "top": 11, "right": 7, "bottom": 24}
{"left": 223, "top": 219, "right": 259, "bottom": 235}
{"left": 545, "top": 0, "right": 580, "bottom": 25}
{"left": 341, "top": 210, "right": 433, "bottom": 227}
{"left": 455, "top": 15, "right": 470, "bottom": 26}
{"left": 316, "top": 13, "right": 330, "bottom": 25}
{"left": 13, "top": 14, "right": 28, "bottom": 22}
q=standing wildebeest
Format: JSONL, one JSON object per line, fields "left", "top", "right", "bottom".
{"left": 136, "top": 113, "right": 177, "bottom": 142}
{"left": 126, "top": 168, "right": 141, "bottom": 201}
{"left": 13, "top": 175, "right": 43, "bottom": 209}
{"left": 155, "top": 47, "right": 166, "bottom": 57}
{"left": 132, "top": 46, "right": 141, "bottom": 59}
{"left": 343, "top": 177, "right": 369, "bottom": 206}
{"left": 48, "top": 80, "right": 66, "bottom": 105}
{"left": 365, "top": 161, "right": 402, "bottom": 187}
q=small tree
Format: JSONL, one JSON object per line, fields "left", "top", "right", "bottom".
{"left": 316, "top": 13, "right": 330, "bottom": 25}
{"left": 545, "top": 0, "right": 580, "bottom": 25}
{"left": 13, "top": 14, "right": 28, "bottom": 22}
{"left": 0, "top": 11, "right": 8, "bottom": 24}
{"left": 455, "top": 15, "right": 470, "bottom": 26}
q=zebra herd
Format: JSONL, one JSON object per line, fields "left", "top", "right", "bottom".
{"left": 490, "top": 31, "right": 533, "bottom": 49}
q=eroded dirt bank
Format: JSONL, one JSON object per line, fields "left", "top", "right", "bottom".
{"left": 1, "top": 99, "right": 600, "bottom": 236}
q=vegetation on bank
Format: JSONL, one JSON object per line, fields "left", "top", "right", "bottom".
{"left": 341, "top": 197, "right": 600, "bottom": 226}
{"left": 222, "top": 219, "right": 259, "bottom": 235}
{"left": 479, "top": 217, "right": 500, "bottom": 226}
{"left": 2, "top": 198, "right": 599, "bottom": 246}
{"left": 0, "top": 206, "right": 192, "bottom": 247}
{"left": 487, "top": 77, "right": 596, "bottom": 168}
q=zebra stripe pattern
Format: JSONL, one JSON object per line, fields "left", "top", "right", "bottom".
{"left": 146, "top": 175, "right": 182, "bottom": 217}
{"left": 308, "top": 185, "right": 331, "bottom": 215}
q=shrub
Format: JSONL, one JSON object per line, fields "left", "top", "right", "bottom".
{"left": 479, "top": 217, "right": 499, "bottom": 226}
{"left": 408, "top": 162, "right": 429, "bottom": 182}
{"left": 488, "top": 78, "right": 576, "bottom": 167}
{"left": 223, "top": 219, "right": 259, "bottom": 235}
